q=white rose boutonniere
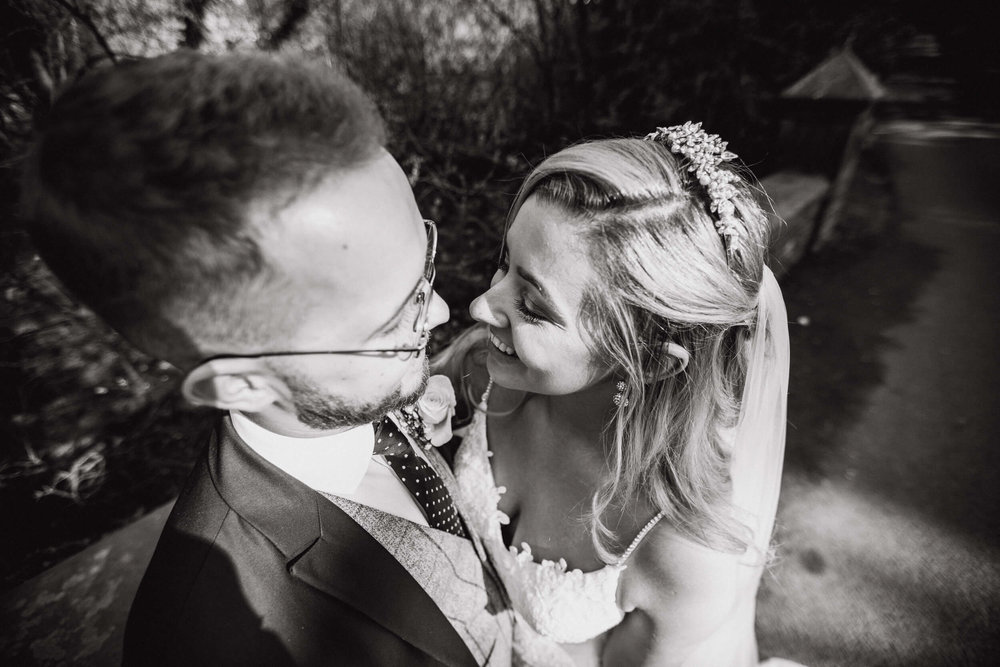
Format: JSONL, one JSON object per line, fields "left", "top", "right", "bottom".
{"left": 416, "top": 375, "right": 457, "bottom": 447}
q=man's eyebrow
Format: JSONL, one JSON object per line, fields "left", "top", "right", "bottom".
{"left": 371, "top": 287, "right": 416, "bottom": 338}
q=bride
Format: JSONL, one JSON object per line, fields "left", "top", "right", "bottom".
{"left": 435, "top": 124, "right": 793, "bottom": 666}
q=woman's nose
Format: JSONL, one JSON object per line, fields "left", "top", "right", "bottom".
{"left": 469, "top": 285, "right": 509, "bottom": 329}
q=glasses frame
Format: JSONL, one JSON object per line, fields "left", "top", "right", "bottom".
{"left": 195, "top": 219, "right": 438, "bottom": 365}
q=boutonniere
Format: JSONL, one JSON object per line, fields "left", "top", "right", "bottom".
{"left": 414, "top": 374, "right": 458, "bottom": 447}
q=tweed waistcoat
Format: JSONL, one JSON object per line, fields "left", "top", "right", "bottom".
{"left": 323, "top": 448, "right": 513, "bottom": 666}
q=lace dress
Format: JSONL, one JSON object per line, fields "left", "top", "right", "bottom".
{"left": 452, "top": 386, "right": 663, "bottom": 665}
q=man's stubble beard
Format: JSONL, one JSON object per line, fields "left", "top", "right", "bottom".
{"left": 284, "top": 357, "right": 430, "bottom": 431}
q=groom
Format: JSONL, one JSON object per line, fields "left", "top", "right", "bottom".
{"left": 21, "top": 52, "right": 511, "bottom": 665}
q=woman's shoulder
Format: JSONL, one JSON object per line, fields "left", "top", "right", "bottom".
{"left": 619, "top": 520, "right": 748, "bottom": 615}
{"left": 612, "top": 520, "right": 765, "bottom": 663}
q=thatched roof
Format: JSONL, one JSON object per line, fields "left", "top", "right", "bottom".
{"left": 782, "top": 48, "right": 886, "bottom": 100}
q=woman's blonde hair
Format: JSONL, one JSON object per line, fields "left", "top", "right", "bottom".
{"left": 512, "top": 138, "right": 772, "bottom": 561}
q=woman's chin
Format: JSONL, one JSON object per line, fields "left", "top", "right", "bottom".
{"left": 485, "top": 345, "right": 522, "bottom": 380}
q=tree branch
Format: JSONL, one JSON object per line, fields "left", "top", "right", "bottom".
{"left": 259, "top": 0, "right": 311, "bottom": 51}
{"left": 179, "top": 0, "right": 214, "bottom": 50}
{"left": 478, "top": 0, "right": 544, "bottom": 64}
{"left": 47, "top": 0, "right": 117, "bottom": 63}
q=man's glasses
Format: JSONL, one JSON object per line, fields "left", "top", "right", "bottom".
{"left": 195, "top": 219, "right": 438, "bottom": 365}
{"left": 412, "top": 218, "right": 438, "bottom": 337}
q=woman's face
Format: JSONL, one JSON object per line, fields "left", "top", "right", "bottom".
{"left": 469, "top": 196, "right": 611, "bottom": 395}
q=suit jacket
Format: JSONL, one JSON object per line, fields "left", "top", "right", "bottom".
{"left": 124, "top": 415, "right": 479, "bottom": 667}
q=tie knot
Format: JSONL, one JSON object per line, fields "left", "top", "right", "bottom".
{"left": 372, "top": 415, "right": 413, "bottom": 457}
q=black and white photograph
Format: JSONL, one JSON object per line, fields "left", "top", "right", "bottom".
{"left": 1, "top": 1, "right": 997, "bottom": 665}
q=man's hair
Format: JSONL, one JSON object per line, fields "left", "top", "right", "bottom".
{"left": 21, "top": 50, "right": 385, "bottom": 363}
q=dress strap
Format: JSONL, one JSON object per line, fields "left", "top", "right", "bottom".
{"left": 617, "top": 511, "right": 665, "bottom": 566}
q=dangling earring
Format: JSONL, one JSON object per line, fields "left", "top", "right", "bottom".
{"left": 613, "top": 381, "right": 629, "bottom": 408}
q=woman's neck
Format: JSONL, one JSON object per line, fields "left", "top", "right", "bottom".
{"left": 524, "top": 376, "right": 620, "bottom": 448}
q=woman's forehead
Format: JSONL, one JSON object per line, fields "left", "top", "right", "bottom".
{"left": 508, "top": 197, "right": 595, "bottom": 307}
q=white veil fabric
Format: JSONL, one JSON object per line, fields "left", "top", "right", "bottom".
{"left": 728, "top": 265, "right": 791, "bottom": 560}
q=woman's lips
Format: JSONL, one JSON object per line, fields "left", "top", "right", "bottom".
{"left": 488, "top": 331, "right": 517, "bottom": 357}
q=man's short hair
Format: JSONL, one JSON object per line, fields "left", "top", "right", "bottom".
{"left": 21, "top": 50, "right": 385, "bottom": 363}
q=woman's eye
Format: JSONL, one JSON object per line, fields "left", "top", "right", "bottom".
{"left": 515, "top": 296, "right": 544, "bottom": 324}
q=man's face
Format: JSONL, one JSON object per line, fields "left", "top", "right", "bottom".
{"left": 254, "top": 149, "right": 449, "bottom": 430}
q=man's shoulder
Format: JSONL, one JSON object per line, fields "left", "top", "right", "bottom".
{"left": 162, "top": 418, "right": 232, "bottom": 532}
{"left": 127, "top": 418, "right": 477, "bottom": 667}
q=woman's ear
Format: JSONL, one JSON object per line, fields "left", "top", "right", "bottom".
{"left": 181, "top": 359, "right": 290, "bottom": 412}
{"left": 645, "top": 341, "right": 690, "bottom": 383}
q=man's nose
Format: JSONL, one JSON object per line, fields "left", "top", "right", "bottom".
{"left": 425, "top": 290, "right": 450, "bottom": 330}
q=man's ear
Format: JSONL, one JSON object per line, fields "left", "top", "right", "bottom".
{"left": 181, "top": 359, "right": 290, "bottom": 412}
{"left": 645, "top": 341, "right": 690, "bottom": 383}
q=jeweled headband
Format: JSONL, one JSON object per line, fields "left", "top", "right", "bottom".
{"left": 645, "top": 122, "right": 744, "bottom": 262}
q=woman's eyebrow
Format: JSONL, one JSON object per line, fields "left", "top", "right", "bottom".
{"left": 516, "top": 266, "right": 547, "bottom": 296}
{"left": 506, "top": 234, "right": 548, "bottom": 295}
{"left": 505, "top": 236, "right": 565, "bottom": 321}
{"left": 517, "top": 267, "right": 567, "bottom": 325}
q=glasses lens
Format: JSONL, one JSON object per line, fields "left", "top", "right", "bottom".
{"left": 412, "top": 280, "right": 430, "bottom": 334}
{"left": 415, "top": 329, "right": 430, "bottom": 358}
{"left": 412, "top": 220, "right": 438, "bottom": 335}
{"left": 425, "top": 220, "right": 438, "bottom": 282}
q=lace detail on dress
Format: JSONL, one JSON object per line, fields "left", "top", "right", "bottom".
{"left": 453, "top": 384, "right": 664, "bottom": 647}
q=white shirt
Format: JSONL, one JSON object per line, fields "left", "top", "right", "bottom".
{"left": 230, "top": 411, "right": 429, "bottom": 526}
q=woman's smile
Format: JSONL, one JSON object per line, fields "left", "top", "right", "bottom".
{"left": 488, "top": 330, "right": 518, "bottom": 357}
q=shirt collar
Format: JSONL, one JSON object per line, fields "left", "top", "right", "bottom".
{"left": 229, "top": 411, "right": 375, "bottom": 496}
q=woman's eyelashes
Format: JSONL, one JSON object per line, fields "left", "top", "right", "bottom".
{"left": 515, "top": 296, "right": 544, "bottom": 324}
{"left": 497, "top": 250, "right": 548, "bottom": 324}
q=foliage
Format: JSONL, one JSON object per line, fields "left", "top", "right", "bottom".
{"left": 0, "top": 0, "right": 934, "bottom": 588}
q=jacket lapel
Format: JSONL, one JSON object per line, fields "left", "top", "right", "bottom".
{"left": 292, "top": 500, "right": 478, "bottom": 667}
{"left": 211, "top": 416, "right": 477, "bottom": 667}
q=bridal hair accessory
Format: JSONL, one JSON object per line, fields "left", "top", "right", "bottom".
{"left": 644, "top": 122, "right": 744, "bottom": 261}
{"left": 613, "top": 380, "right": 629, "bottom": 408}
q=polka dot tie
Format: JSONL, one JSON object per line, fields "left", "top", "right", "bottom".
{"left": 373, "top": 414, "right": 467, "bottom": 537}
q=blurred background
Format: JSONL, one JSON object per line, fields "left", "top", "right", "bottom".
{"left": 1, "top": 1, "right": 998, "bottom": 665}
